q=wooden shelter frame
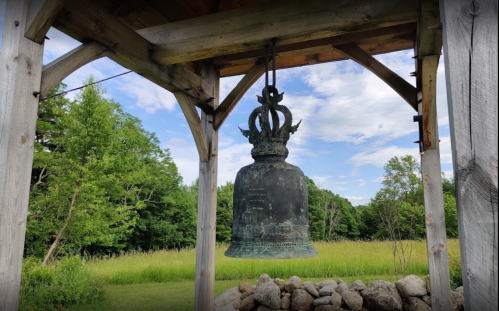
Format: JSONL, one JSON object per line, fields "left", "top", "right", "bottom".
{"left": 0, "top": 0, "right": 496, "bottom": 310}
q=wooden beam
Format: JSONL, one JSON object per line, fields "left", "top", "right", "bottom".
{"left": 137, "top": 0, "right": 419, "bottom": 65}
{"left": 174, "top": 92, "right": 210, "bottom": 161}
{"left": 420, "top": 55, "right": 452, "bottom": 311}
{"left": 334, "top": 43, "right": 418, "bottom": 110}
{"left": 0, "top": 0, "right": 45, "bottom": 309}
{"left": 440, "top": 0, "right": 498, "bottom": 310}
{"left": 194, "top": 61, "right": 219, "bottom": 311}
{"left": 213, "top": 58, "right": 266, "bottom": 130}
{"left": 25, "top": 0, "right": 65, "bottom": 43}
{"left": 52, "top": 0, "right": 213, "bottom": 108}
{"left": 40, "top": 41, "right": 110, "bottom": 99}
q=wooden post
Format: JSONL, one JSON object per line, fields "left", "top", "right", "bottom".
{"left": 440, "top": 0, "right": 498, "bottom": 310}
{"left": 0, "top": 0, "right": 45, "bottom": 310}
{"left": 194, "top": 61, "right": 219, "bottom": 311}
{"left": 420, "top": 55, "right": 452, "bottom": 311}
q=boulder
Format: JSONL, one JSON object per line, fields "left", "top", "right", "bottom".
{"left": 337, "top": 278, "right": 345, "bottom": 284}
{"left": 336, "top": 282, "right": 349, "bottom": 294}
{"left": 349, "top": 280, "right": 367, "bottom": 291}
{"left": 304, "top": 281, "right": 320, "bottom": 298}
{"left": 254, "top": 274, "right": 281, "bottom": 309}
{"left": 319, "top": 284, "right": 336, "bottom": 296}
{"left": 395, "top": 275, "right": 427, "bottom": 298}
{"left": 233, "top": 301, "right": 240, "bottom": 309}
{"left": 274, "top": 278, "right": 286, "bottom": 291}
{"left": 315, "top": 280, "right": 338, "bottom": 290}
{"left": 455, "top": 286, "right": 464, "bottom": 296}
{"left": 361, "top": 280, "right": 403, "bottom": 311}
{"left": 342, "top": 290, "right": 363, "bottom": 311}
{"left": 256, "top": 306, "right": 279, "bottom": 311}
{"left": 215, "top": 287, "right": 241, "bottom": 310}
{"left": 240, "top": 295, "right": 258, "bottom": 311}
{"left": 451, "top": 291, "right": 464, "bottom": 311}
{"left": 239, "top": 282, "right": 255, "bottom": 294}
{"left": 330, "top": 292, "right": 342, "bottom": 307}
{"left": 402, "top": 297, "right": 431, "bottom": 311}
{"left": 425, "top": 275, "right": 431, "bottom": 294}
{"left": 314, "top": 306, "right": 342, "bottom": 311}
{"left": 313, "top": 296, "right": 331, "bottom": 306}
{"left": 291, "top": 289, "right": 314, "bottom": 311}
{"left": 281, "top": 293, "right": 291, "bottom": 310}
{"left": 286, "top": 276, "right": 304, "bottom": 292}
{"left": 219, "top": 304, "right": 239, "bottom": 311}
{"left": 421, "top": 295, "right": 431, "bottom": 306}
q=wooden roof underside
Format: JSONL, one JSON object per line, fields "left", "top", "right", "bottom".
{"left": 50, "top": 0, "right": 419, "bottom": 77}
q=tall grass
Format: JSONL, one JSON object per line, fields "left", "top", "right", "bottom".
{"left": 85, "top": 240, "right": 460, "bottom": 285}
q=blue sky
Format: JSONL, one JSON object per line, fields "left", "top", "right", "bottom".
{"left": 0, "top": 3, "right": 454, "bottom": 206}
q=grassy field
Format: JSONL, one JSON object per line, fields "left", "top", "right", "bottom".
{"left": 46, "top": 240, "right": 461, "bottom": 311}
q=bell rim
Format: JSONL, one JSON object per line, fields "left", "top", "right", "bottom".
{"left": 224, "top": 242, "right": 318, "bottom": 259}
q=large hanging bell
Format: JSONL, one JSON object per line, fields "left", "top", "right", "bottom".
{"left": 225, "top": 85, "right": 318, "bottom": 259}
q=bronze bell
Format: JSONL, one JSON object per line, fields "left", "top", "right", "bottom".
{"left": 225, "top": 85, "right": 318, "bottom": 259}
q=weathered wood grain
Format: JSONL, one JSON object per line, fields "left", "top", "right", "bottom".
{"left": 40, "top": 41, "right": 110, "bottom": 99}
{"left": 420, "top": 55, "right": 452, "bottom": 311}
{"left": 137, "top": 0, "right": 419, "bottom": 65}
{"left": 440, "top": 0, "right": 498, "bottom": 310}
{"left": 334, "top": 43, "right": 418, "bottom": 110}
{"left": 25, "top": 0, "right": 65, "bottom": 43}
{"left": 0, "top": 0, "right": 45, "bottom": 309}
{"left": 213, "top": 58, "right": 266, "bottom": 130}
{"left": 194, "top": 62, "right": 219, "bottom": 311}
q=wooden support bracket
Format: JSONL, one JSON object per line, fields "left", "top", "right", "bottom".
{"left": 213, "top": 57, "right": 267, "bottom": 130}
{"left": 334, "top": 43, "right": 418, "bottom": 111}
{"left": 25, "top": 0, "right": 65, "bottom": 44}
{"left": 40, "top": 41, "right": 110, "bottom": 99}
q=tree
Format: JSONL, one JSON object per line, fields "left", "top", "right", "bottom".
{"left": 216, "top": 182, "right": 234, "bottom": 243}
{"left": 306, "top": 177, "right": 325, "bottom": 241}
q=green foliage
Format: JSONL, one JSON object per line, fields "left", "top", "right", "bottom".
{"left": 20, "top": 256, "right": 103, "bottom": 311}
{"left": 216, "top": 181, "right": 234, "bottom": 243}
{"left": 306, "top": 177, "right": 325, "bottom": 241}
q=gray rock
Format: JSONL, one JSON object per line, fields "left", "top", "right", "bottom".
{"left": 239, "top": 282, "right": 255, "bottom": 294}
{"left": 305, "top": 281, "right": 320, "bottom": 298}
{"left": 219, "top": 304, "right": 239, "bottom": 311}
{"left": 395, "top": 275, "right": 427, "bottom": 298}
{"left": 286, "top": 276, "right": 304, "bottom": 293}
{"left": 316, "top": 279, "right": 338, "bottom": 290}
{"left": 403, "top": 297, "right": 431, "bottom": 311}
{"left": 455, "top": 286, "right": 464, "bottom": 296}
{"left": 342, "top": 290, "right": 363, "bottom": 311}
{"left": 425, "top": 275, "right": 431, "bottom": 294}
{"left": 451, "top": 291, "right": 464, "bottom": 311}
{"left": 241, "top": 292, "right": 251, "bottom": 300}
{"left": 215, "top": 287, "right": 241, "bottom": 310}
{"left": 239, "top": 295, "right": 258, "bottom": 311}
{"left": 337, "top": 278, "right": 345, "bottom": 284}
{"left": 361, "top": 280, "right": 403, "bottom": 311}
{"left": 233, "top": 300, "right": 240, "bottom": 309}
{"left": 291, "top": 289, "right": 314, "bottom": 311}
{"left": 313, "top": 296, "right": 331, "bottom": 306}
{"left": 274, "top": 278, "right": 286, "bottom": 291}
{"left": 336, "top": 282, "right": 349, "bottom": 294}
{"left": 349, "top": 280, "right": 367, "bottom": 291}
{"left": 330, "top": 292, "right": 342, "bottom": 307}
{"left": 256, "top": 306, "right": 278, "bottom": 311}
{"left": 314, "top": 306, "right": 343, "bottom": 311}
{"left": 254, "top": 274, "right": 281, "bottom": 309}
{"left": 281, "top": 293, "right": 291, "bottom": 310}
{"left": 421, "top": 295, "right": 431, "bottom": 306}
{"left": 319, "top": 284, "right": 336, "bottom": 296}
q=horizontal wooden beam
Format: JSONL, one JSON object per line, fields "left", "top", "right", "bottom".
{"left": 334, "top": 43, "right": 418, "bottom": 110}
{"left": 214, "top": 58, "right": 267, "bottom": 130}
{"left": 52, "top": 0, "right": 213, "bottom": 109}
{"left": 40, "top": 41, "right": 110, "bottom": 99}
{"left": 25, "top": 0, "right": 65, "bottom": 44}
{"left": 137, "top": 0, "right": 419, "bottom": 65}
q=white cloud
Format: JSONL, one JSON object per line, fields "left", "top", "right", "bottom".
{"left": 355, "top": 179, "right": 366, "bottom": 187}
{"left": 372, "top": 176, "right": 386, "bottom": 183}
{"left": 439, "top": 136, "right": 453, "bottom": 164}
{"left": 310, "top": 176, "right": 348, "bottom": 191}
{"left": 345, "top": 196, "right": 371, "bottom": 202}
{"left": 349, "top": 145, "right": 420, "bottom": 168}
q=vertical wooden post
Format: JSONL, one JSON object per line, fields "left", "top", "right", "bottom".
{"left": 420, "top": 55, "right": 452, "bottom": 311}
{"left": 0, "top": 0, "right": 45, "bottom": 310}
{"left": 440, "top": 0, "right": 498, "bottom": 310}
{"left": 194, "top": 61, "right": 219, "bottom": 311}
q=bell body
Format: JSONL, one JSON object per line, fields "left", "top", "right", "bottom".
{"left": 225, "top": 155, "right": 318, "bottom": 259}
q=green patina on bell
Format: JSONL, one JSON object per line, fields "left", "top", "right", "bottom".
{"left": 225, "top": 85, "right": 318, "bottom": 259}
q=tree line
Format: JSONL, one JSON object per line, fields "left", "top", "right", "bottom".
{"left": 26, "top": 81, "right": 458, "bottom": 263}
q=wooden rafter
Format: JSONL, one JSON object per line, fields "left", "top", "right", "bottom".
{"left": 40, "top": 42, "right": 110, "bottom": 99}
{"left": 213, "top": 58, "right": 267, "bottom": 130}
{"left": 137, "top": 0, "right": 419, "bottom": 65}
{"left": 25, "top": 0, "right": 65, "bottom": 44}
{"left": 52, "top": 0, "right": 213, "bottom": 110}
{"left": 334, "top": 43, "right": 418, "bottom": 111}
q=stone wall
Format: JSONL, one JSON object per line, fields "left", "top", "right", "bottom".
{"left": 214, "top": 274, "right": 465, "bottom": 311}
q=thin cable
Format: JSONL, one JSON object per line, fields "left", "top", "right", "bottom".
{"left": 40, "top": 70, "right": 133, "bottom": 102}
{"left": 271, "top": 38, "right": 276, "bottom": 87}
{"left": 265, "top": 45, "right": 269, "bottom": 88}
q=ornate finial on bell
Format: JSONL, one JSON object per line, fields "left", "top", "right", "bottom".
{"left": 225, "top": 84, "right": 318, "bottom": 259}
